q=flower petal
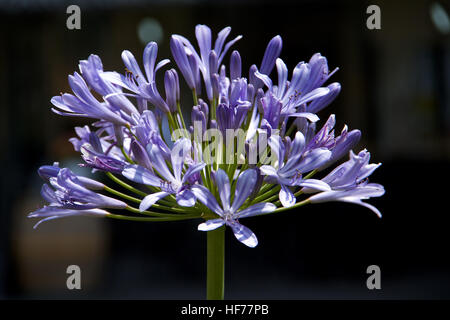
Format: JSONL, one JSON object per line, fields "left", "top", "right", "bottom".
{"left": 148, "top": 144, "right": 176, "bottom": 183}
{"left": 215, "top": 169, "right": 231, "bottom": 211}
{"left": 171, "top": 138, "right": 191, "bottom": 182}
{"left": 198, "top": 218, "right": 225, "bottom": 231}
{"left": 287, "top": 112, "right": 319, "bottom": 123}
{"left": 182, "top": 162, "right": 206, "bottom": 184}
{"left": 143, "top": 42, "right": 158, "bottom": 81}
{"left": 122, "top": 164, "right": 161, "bottom": 186}
{"left": 139, "top": 191, "right": 170, "bottom": 211}
{"left": 279, "top": 184, "right": 296, "bottom": 207}
{"left": 259, "top": 165, "right": 279, "bottom": 179}
{"left": 191, "top": 185, "right": 224, "bottom": 216}
{"left": 237, "top": 202, "right": 277, "bottom": 218}
{"left": 176, "top": 189, "right": 196, "bottom": 207}
{"left": 230, "top": 169, "right": 257, "bottom": 212}
{"left": 229, "top": 222, "right": 258, "bottom": 248}
{"left": 297, "top": 178, "right": 331, "bottom": 192}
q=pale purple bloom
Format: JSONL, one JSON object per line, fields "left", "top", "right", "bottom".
{"left": 131, "top": 110, "right": 161, "bottom": 145}
{"left": 249, "top": 35, "right": 283, "bottom": 89}
{"left": 260, "top": 132, "right": 331, "bottom": 207}
{"left": 130, "top": 139, "right": 153, "bottom": 171}
{"left": 101, "top": 42, "right": 171, "bottom": 113}
{"left": 192, "top": 105, "right": 207, "bottom": 134}
{"left": 170, "top": 36, "right": 197, "bottom": 90}
{"left": 321, "top": 125, "right": 361, "bottom": 169}
{"left": 164, "top": 69, "right": 180, "bottom": 112}
{"left": 308, "top": 183, "right": 384, "bottom": 218}
{"left": 319, "top": 149, "right": 381, "bottom": 190}
{"left": 29, "top": 168, "right": 126, "bottom": 228}
{"left": 79, "top": 54, "right": 139, "bottom": 116}
{"left": 40, "top": 168, "right": 126, "bottom": 210}
{"left": 303, "top": 53, "right": 339, "bottom": 93}
{"left": 307, "top": 82, "right": 341, "bottom": 114}
{"left": 70, "top": 122, "right": 128, "bottom": 174}
{"left": 122, "top": 138, "right": 205, "bottom": 210}
{"left": 299, "top": 114, "right": 361, "bottom": 170}
{"left": 38, "top": 163, "right": 104, "bottom": 190}
{"left": 193, "top": 169, "right": 276, "bottom": 248}
{"left": 33, "top": 23, "right": 385, "bottom": 249}
{"left": 216, "top": 102, "right": 249, "bottom": 134}
{"left": 229, "top": 50, "right": 241, "bottom": 80}
{"left": 305, "top": 150, "right": 384, "bottom": 217}
{"left": 81, "top": 144, "right": 127, "bottom": 174}
{"left": 69, "top": 125, "right": 96, "bottom": 152}
{"left": 51, "top": 72, "right": 129, "bottom": 126}
{"left": 260, "top": 35, "right": 283, "bottom": 75}
{"left": 28, "top": 207, "right": 109, "bottom": 229}
{"left": 171, "top": 25, "right": 242, "bottom": 100}
{"left": 256, "top": 58, "right": 331, "bottom": 117}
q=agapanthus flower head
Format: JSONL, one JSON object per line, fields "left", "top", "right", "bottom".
{"left": 30, "top": 24, "right": 384, "bottom": 250}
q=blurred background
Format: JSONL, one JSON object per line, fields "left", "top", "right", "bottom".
{"left": 1, "top": 0, "right": 450, "bottom": 299}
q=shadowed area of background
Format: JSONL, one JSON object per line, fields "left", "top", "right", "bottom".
{"left": 1, "top": 0, "right": 450, "bottom": 299}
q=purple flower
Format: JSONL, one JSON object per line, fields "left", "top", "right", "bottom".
{"left": 101, "top": 42, "right": 171, "bottom": 113}
{"left": 260, "top": 132, "right": 331, "bottom": 207}
{"left": 81, "top": 144, "right": 127, "bottom": 174}
{"left": 79, "top": 54, "right": 139, "bottom": 116}
{"left": 51, "top": 72, "right": 129, "bottom": 126}
{"left": 69, "top": 125, "right": 100, "bottom": 152}
{"left": 29, "top": 168, "right": 126, "bottom": 228}
{"left": 193, "top": 169, "right": 276, "bottom": 248}
{"left": 171, "top": 25, "right": 242, "bottom": 100}
{"left": 305, "top": 150, "right": 384, "bottom": 217}
{"left": 298, "top": 114, "right": 362, "bottom": 170}
{"left": 303, "top": 53, "right": 339, "bottom": 93}
{"left": 249, "top": 35, "right": 283, "bottom": 89}
{"left": 42, "top": 168, "right": 126, "bottom": 210}
{"left": 164, "top": 69, "right": 180, "bottom": 112}
{"left": 308, "top": 183, "right": 384, "bottom": 217}
{"left": 229, "top": 50, "right": 241, "bottom": 80}
{"left": 307, "top": 82, "right": 341, "bottom": 114}
{"left": 122, "top": 138, "right": 205, "bottom": 209}
{"left": 34, "top": 23, "right": 385, "bottom": 254}
{"left": 38, "top": 163, "right": 104, "bottom": 190}
{"left": 260, "top": 35, "right": 283, "bottom": 75}
{"left": 255, "top": 58, "right": 331, "bottom": 117}
{"left": 28, "top": 207, "right": 109, "bottom": 229}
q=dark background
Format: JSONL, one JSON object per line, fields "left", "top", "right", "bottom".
{"left": 1, "top": 0, "right": 450, "bottom": 299}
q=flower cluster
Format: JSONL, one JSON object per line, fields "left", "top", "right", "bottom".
{"left": 30, "top": 25, "right": 384, "bottom": 247}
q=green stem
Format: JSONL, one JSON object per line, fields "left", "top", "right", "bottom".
{"left": 121, "top": 147, "right": 134, "bottom": 164}
{"left": 206, "top": 226, "right": 225, "bottom": 300}
{"left": 125, "top": 205, "right": 201, "bottom": 219}
{"left": 273, "top": 199, "right": 310, "bottom": 213}
{"left": 106, "top": 172, "right": 147, "bottom": 197}
{"left": 106, "top": 213, "right": 197, "bottom": 222}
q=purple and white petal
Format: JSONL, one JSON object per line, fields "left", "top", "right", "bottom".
{"left": 229, "top": 222, "right": 258, "bottom": 248}
{"left": 139, "top": 191, "right": 170, "bottom": 211}
{"left": 198, "top": 218, "right": 225, "bottom": 231}
{"left": 230, "top": 169, "right": 257, "bottom": 212}
{"left": 122, "top": 164, "right": 161, "bottom": 186}
{"left": 191, "top": 185, "right": 224, "bottom": 216}
{"left": 214, "top": 169, "right": 231, "bottom": 211}
{"left": 176, "top": 189, "right": 196, "bottom": 207}
{"left": 279, "top": 184, "right": 296, "bottom": 207}
{"left": 236, "top": 202, "right": 277, "bottom": 219}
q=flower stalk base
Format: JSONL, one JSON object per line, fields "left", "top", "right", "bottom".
{"left": 206, "top": 226, "right": 225, "bottom": 300}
